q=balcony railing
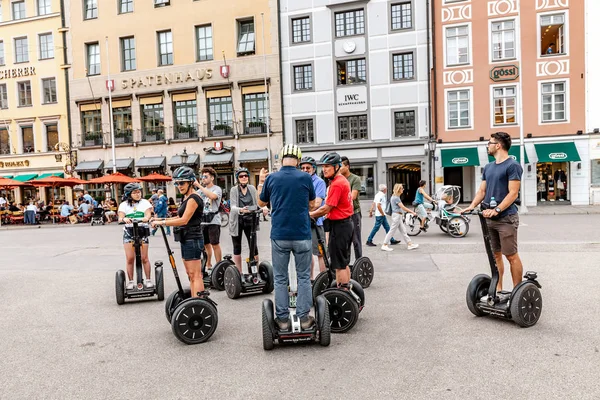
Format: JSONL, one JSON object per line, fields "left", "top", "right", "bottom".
{"left": 208, "top": 123, "right": 233, "bottom": 137}
{"left": 114, "top": 129, "right": 133, "bottom": 144}
{"left": 82, "top": 133, "right": 103, "bottom": 147}
{"left": 142, "top": 127, "right": 165, "bottom": 142}
{"left": 244, "top": 121, "right": 267, "bottom": 135}
{"left": 174, "top": 125, "right": 198, "bottom": 140}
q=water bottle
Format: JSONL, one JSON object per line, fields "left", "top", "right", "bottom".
{"left": 490, "top": 197, "right": 497, "bottom": 208}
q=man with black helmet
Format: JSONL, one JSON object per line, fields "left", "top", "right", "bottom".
{"left": 257, "top": 144, "right": 316, "bottom": 330}
{"left": 118, "top": 182, "right": 153, "bottom": 290}
{"left": 309, "top": 152, "right": 354, "bottom": 288}
{"left": 299, "top": 156, "right": 327, "bottom": 279}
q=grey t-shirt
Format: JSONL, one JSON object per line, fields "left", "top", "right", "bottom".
{"left": 199, "top": 185, "right": 222, "bottom": 225}
{"left": 482, "top": 157, "right": 522, "bottom": 217}
{"left": 390, "top": 195, "right": 403, "bottom": 213}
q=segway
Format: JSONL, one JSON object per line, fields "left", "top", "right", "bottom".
{"left": 311, "top": 219, "right": 365, "bottom": 333}
{"left": 465, "top": 208, "right": 542, "bottom": 327}
{"left": 158, "top": 225, "right": 219, "bottom": 344}
{"left": 350, "top": 256, "right": 374, "bottom": 288}
{"left": 222, "top": 207, "right": 274, "bottom": 299}
{"left": 201, "top": 251, "right": 226, "bottom": 291}
{"left": 115, "top": 220, "right": 164, "bottom": 305}
{"left": 262, "top": 258, "right": 330, "bottom": 350}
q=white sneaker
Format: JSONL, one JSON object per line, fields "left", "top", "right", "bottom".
{"left": 145, "top": 279, "right": 154, "bottom": 289}
{"left": 126, "top": 280, "right": 135, "bottom": 290}
{"left": 407, "top": 243, "right": 419, "bottom": 250}
{"left": 381, "top": 244, "right": 393, "bottom": 252}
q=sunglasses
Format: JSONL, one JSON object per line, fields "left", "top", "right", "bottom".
{"left": 238, "top": 175, "right": 249, "bottom": 179}
{"left": 174, "top": 181, "right": 188, "bottom": 186}
{"left": 488, "top": 141, "right": 499, "bottom": 146}
{"left": 300, "top": 166, "right": 312, "bottom": 171}
{"left": 201, "top": 175, "right": 210, "bottom": 179}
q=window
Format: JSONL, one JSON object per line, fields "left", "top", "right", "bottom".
{"left": 392, "top": 52, "right": 414, "bottom": 80}
{"left": 541, "top": 81, "right": 566, "bottom": 122}
{"left": 446, "top": 25, "right": 469, "bottom": 66}
{"left": 292, "top": 16, "right": 311, "bottom": 43}
{"left": 394, "top": 110, "right": 416, "bottom": 137}
{"left": 335, "top": 9, "right": 365, "bottom": 37}
{"left": 37, "top": 0, "right": 51, "bottom": 15}
{"left": 243, "top": 93, "right": 267, "bottom": 134}
{"left": 207, "top": 96, "right": 233, "bottom": 136}
{"left": 119, "top": 0, "right": 133, "bottom": 13}
{"left": 493, "top": 86, "right": 517, "bottom": 125}
{"left": 157, "top": 30, "right": 173, "bottom": 66}
{"left": 447, "top": 89, "right": 470, "bottom": 128}
{"left": 46, "top": 124, "right": 58, "bottom": 151}
{"left": 293, "top": 64, "right": 313, "bottom": 91}
{"left": 120, "top": 37, "right": 136, "bottom": 71}
{"left": 173, "top": 100, "right": 198, "bottom": 138}
{"left": 295, "top": 119, "right": 314, "bottom": 144}
{"left": 339, "top": 115, "right": 368, "bottom": 141}
{"left": 86, "top": 43, "right": 100, "bottom": 75}
{"left": 0, "top": 128, "right": 9, "bottom": 155}
{"left": 84, "top": 0, "right": 97, "bottom": 20}
{"left": 141, "top": 104, "right": 165, "bottom": 141}
{"left": 391, "top": 2, "right": 412, "bottom": 31}
{"left": 591, "top": 159, "right": 600, "bottom": 186}
{"left": 15, "top": 37, "right": 29, "bottom": 63}
{"left": 22, "top": 127, "right": 34, "bottom": 153}
{"left": 0, "top": 84, "right": 7, "bottom": 109}
{"left": 42, "top": 78, "right": 57, "bottom": 104}
{"left": 18, "top": 81, "right": 32, "bottom": 107}
{"left": 196, "top": 25, "right": 213, "bottom": 61}
{"left": 337, "top": 58, "right": 366, "bottom": 85}
{"left": 0, "top": 41, "right": 4, "bottom": 65}
{"left": 540, "top": 13, "right": 566, "bottom": 56}
{"left": 81, "top": 109, "right": 102, "bottom": 145}
{"left": 12, "top": 1, "right": 25, "bottom": 20}
{"left": 113, "top": 107, "right": 133, "bottom": 142}
{"left": 492, "top": 20, "right": 515, "bottom": 61}
{"left": 39, "top": 33, "right": 54, "bottom": 60}
{"left": 154, "top": 0, "right": 170, "bottom": 7}
{"left": 237, "top": 20, "right": 255, "bottom": 56}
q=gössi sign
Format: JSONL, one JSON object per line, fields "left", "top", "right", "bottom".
{"left": 490, "top": 65, "right": 519, "bottom": 82}
{"left": 121, "top": 68, "right": 213, "bottom": 89}
{"left": 452, "top": 157, "right": 469, "bottom": 165}
{"left": 549, "top": 152, "right": 567, "bottom": 160}
{"left": 336, "top": 86, "right": 368, "bottom": 113}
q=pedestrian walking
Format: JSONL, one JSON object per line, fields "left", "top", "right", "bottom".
{"left": 366, "top": 184, "right": 398, "bottom": 246}
{"left": 381, "top": 184, "right": 419, "bottom": 251}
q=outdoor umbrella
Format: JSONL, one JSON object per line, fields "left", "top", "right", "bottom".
{"left": 137, "top": 173, "right": 172, "bottom": 183}
{"left": 87, "top": 172, "right": 139, "bottom": 184}
{"left": 63, "top": 177, "right": 89, "bottom": 186}
{"left": 0, "top": 178, "right": 28, "bottom": 227}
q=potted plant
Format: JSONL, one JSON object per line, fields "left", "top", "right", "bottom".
{"left": 84, "top": 132, "right": 99, "bottom": 146}
{"left": 177, "top": 125, "right": 192, "bottom": 140}
{"left": 114, "top": 130, "right": 127, "bottom": 144}
{"left": 145, "top": 130, "right": 158, "bottom": 142}
{"left": 247, "top": 120, "right": 266, "bottom": 134}
{"left": 212, "top": 124, "right": 231, "bottom": 137}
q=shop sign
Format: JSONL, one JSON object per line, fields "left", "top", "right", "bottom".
{"left": 0, "top": 160, "right": 30, "bottom": 168}
{"left": 549, "top": 152, "right": 567, "bottom": 160}
{"left": 220, "top": 65, "right": 230, "bottom": 79}
{"left": 336, "top": 86, "right": 367, "bottom": 113}
{"left": 0, "top": 67, "right": 36, "bottom": 80}
{"left": 490, "top": 65, "right": 519, "bottom": 82}
{"left": 120, "top": 68, "right": 213, "bottom": 90}
{"left": 451, "top": 157, "right": 469, "bottom": 165}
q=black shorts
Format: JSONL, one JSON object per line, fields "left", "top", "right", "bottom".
{"left": 232, "top": 218, "right": 258, "bottom": 256}
{"left": 202, "top": 224, "right": 221, "bottom": 245}
{"left": 180, "top": 238, "right": 204, "bottom": 261}
{"left": 328, "top": 217, "right": 353, "bottom": 270}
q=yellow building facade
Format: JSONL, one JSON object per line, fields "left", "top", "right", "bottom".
{"left": 0, "top": 0, "right": 71, "bottom": 203}
{"left": 67, "top": 0, "right": 282, "bottom": 200}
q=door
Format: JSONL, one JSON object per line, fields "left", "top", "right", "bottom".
{"left": 443, "top": 167, "right": 463, "bottom": 201}
{"left": 388, "top": 163, "right": 421, "bottom": 203}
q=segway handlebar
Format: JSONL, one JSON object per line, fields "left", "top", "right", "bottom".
{"left": 158, "top": 224, "right": 184, "bottom": 294}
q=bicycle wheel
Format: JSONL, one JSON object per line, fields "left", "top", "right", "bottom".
{"left": 220, "top": 212, "right": 229, "bottom": 227}
{"left": 405, "top": 214, "right": 421, "bottom": 236}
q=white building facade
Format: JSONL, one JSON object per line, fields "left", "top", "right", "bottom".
{"left": 280, "top": 0, "right": 431, "bottom": 201}
{"left": 585, "top": 0, "right": 600, "bottom": 204}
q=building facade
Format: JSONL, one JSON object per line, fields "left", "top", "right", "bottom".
{"left": 0, "top": 0, "right": 71, "bottom": 203}
{"left": 67, "top": 0, "right": 282, "bottom": 200}
{"left": 280, "top": 0, "right": 432, "bottom": 201}
{"left": 585, "top": 0, "right": 600, "bottom": 204}
{"left": 432, "top": 0, "right": 589, "bottom": 206}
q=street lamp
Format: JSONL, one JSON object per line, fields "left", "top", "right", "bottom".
{"left": 180, "top": 148, "right": 189, "bottom": 165}
{"left": 428, "top": 140, "right": 437, "bottom": 189}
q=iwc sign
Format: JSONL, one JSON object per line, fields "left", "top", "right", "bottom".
{"left": 336, "top": 86, "right": 367, "bottom": 113}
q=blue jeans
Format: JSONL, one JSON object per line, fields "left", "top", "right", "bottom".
{"left": 367, "top": 216, "right": 394, "bottom": 242}
{"left": 24, "top": 210, "right": 36, "bottom": 224}
{"left": 271, "top": 239, "right": 313, "bottom": 320}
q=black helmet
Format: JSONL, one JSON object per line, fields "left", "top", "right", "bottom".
{"left": 235, "top": 167, "right": 250, "bottom": 180}
{"left": 299, "top": 156, "right": 317, "bottom": 169}
{"left": 172, "top": 166, "right": 196, "bottom": 182}
{"left": 123, "top": 182, "right": 142, "bottom": 198}
{"left": 317, "top": 152, "right": 342, "bottom": 167}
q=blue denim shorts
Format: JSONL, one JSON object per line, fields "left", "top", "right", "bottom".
{"left": 180, "top": 238, "right": 204, "bottom": 261}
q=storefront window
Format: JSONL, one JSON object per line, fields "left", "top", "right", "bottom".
{"left": 592, "top": 159, "right": 600, "bottom": 186}
{"left": 349, "top": 164, "right": 374, "bottom": 200}
{"left": 536, "top": 162, "right": 569, "bottom": 202}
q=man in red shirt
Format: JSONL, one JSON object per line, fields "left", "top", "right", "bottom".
{"left": 309, "top": 152, "right": 354, "bottom": 286}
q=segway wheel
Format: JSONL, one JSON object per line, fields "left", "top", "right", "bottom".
{"left": 262, "top": 299, "right": 275, "bottom": 350}
{"left": 115, "top": 270, "right": 126, "bottom": 305}
{"left": 224, "top": 266, "right": 243, "bottom": 299}
{"left": 171, "top": 298, "right": 218, "bottom": 345}
{"left": 210, "top": 261, "right": 229, "bottom": 291}
{"left": 466, "top": 274, "right": 491, "bottom": 317}
{"left": 405, "top": 214, "right": 422, "bottom": 236}
{"left": 165, "top": 289, "right": 191, "bottom": 323}
{"left": 312, "top": 271, "right": 331, "bottom": 302}
{"left": 447, "top": 216, "right": 469, "bottom": 238}
{"left": 155, "top": 265, "right": 164, "bottom": 301}
{"left": 510, "top": 282, "right": 542, "bottom": 328}
{"left": 259, "top": 261, "right": 274, "bottom": 294}
{"left": 351, "top": 257, "right": 374, "bottom": 289}
{"left": 323, "top": 289, "right": 360, "bottom": 333}
{"left": 315, "top": 295, "right": 331, "bottom": 346}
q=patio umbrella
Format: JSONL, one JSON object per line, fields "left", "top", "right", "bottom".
{"left": 63, "top": 177, "right": 89, "bottom": 185}
{"left": 87, "top": 172, "right": 139, "bottom": 184}
{"left": 137, "top": 172, "right": 172, "bottom": 183}
{"left": 0, "top": 178, "right": 27, "bottom": 227}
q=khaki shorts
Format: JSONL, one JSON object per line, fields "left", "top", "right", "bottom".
{"left": 486, "top": 214, "right": 519, "bottom": 256}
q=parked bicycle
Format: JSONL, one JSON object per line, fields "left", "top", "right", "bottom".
{"left": 219, "top": 198, "right": 230, "bottom": 227}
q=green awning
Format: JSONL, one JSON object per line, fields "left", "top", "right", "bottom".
{"left": 37, "top": 172, "right": 64, "bottom": 179}
{"left": 441, "top": 148, "right": 480, "bottom": 167}
{"left": 3, "top": 175, "right": 13, "bottom": 179}
{"left": 13, "top": 173, "right": 38, "bottom": 182}
{"left": 534, "top": 142, "right": 581, "bottom": 162}
{"left": 488, "top": 145, "right": 530, "bottom": 163}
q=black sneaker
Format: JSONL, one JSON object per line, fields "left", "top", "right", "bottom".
{"left": 365, "top": 241, "right": 376, "bottom": 247}
{"left": 390, "top": 239, "right": 400, "bottom": 245}
{"left": 196, "top": 290, "right": 211, "bottom": 298}
{"left": 300, "top": 316, "right": 315, "bottom": 330}
{"left": 275, "top": 318, "right": 290, "bottom": 331}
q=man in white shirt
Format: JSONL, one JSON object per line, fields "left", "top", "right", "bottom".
{"left": 0, "top": 196, "right": 7, "bottom": 210}
{"left": 24, "top": 202, "right": 38, "bottom": 224}
{"left": 366, "top": 184, "right": 398, "bottom": 246}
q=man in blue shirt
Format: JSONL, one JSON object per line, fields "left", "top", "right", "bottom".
{"left": 258, "top": 144, "right": 316, "bottom": 331}
{"left": 60, "top": 201, "right": 74, "bottom": 217}
{"left": 463, "top": 131, "right": 523, "bottom": 295}
{"left": 299, "top": 156, "right": 326, "bottom": 279}
{"left": 83, "top": 191, "right": 94, "bottom": 205}
{"left": 151, "top": 189, "right": 170, "bottom": 236}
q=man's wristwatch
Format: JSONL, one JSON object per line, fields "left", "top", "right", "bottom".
{"left": 494, "top": 207, "right": 502, "bottom": 214}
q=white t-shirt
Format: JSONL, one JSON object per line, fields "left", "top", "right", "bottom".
{"left": 373, "top": 191, "right": 386, "bottom": 217}
{"left": 118, "top": 199, "right": 153, "bottom": 219}
{"left": 26, "top": 204, "right": 37, "bottom": 212}
{"left": 0, "top": 197, "right": 6, "bottom": 206}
